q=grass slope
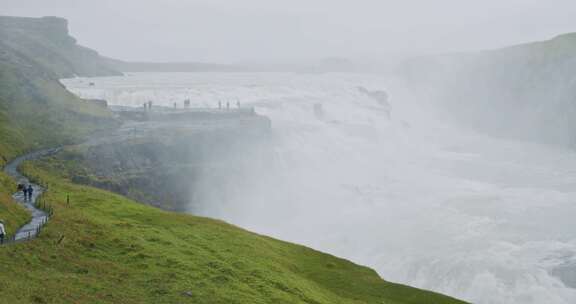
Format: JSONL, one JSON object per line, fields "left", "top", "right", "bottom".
{"left": 0, "top": 15, "right": 466, "bottom": 304}
{"left": 0, "top": 44, "right": 115, "bottom": 163}
{"left": 0, "top": 157, "right": 467, "bottom": 304}
{"left": 0, "top": 172, "right": 30, "bottom": 239}
{"left": 0, "top": 35, "right": 115, "bottom": 240}
{"left": 0, "top": 16, "right": 118, "bottom": 165}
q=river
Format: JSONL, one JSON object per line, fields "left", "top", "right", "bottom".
{"left": 63, "top": 72, "right": 576, "bottom": 304}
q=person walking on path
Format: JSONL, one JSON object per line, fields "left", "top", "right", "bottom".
{"left": 22, "top": 184, "right": 28, "bottom": 200}
{"left": 27, "top": 185, "right": 34, "bottom": 201}
{"left": 0, "top": 220, "right": 6, "bottom": 244}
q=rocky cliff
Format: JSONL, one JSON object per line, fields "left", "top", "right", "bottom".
{"left": 401, "top": 33, "right": 576, "bottom": 146}
{"left": 0, "top": 16, "right": 121, "bottom": 78}
{"left": 55, "top": 110, "right": 271, "bottom": 212}
{"left": 0, "top": 16, "right": 119, "bottom": 163}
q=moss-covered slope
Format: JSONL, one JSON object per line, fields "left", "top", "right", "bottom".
{"left": 0, "top": 16, "right": 118, "bottom": 164}
{"left": 0, "top": 171, "right": 30, "bottom": 239}
{"left": 0, "top": 158, "right": 468, "bottom": 304}
{"left": 0, "top": 15, "right": 118, "bottom": 252}
{"left": 0, "top": 15, "right": 467, "bottom": 303}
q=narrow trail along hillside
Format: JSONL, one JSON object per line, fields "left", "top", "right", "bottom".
{"left": 2, "top": 149, "right": 58, "bottom": 243}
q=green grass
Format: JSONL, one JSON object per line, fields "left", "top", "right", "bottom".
{"left": 0, "top": 23, "right": 117, "bottom": 165}
{"left": 0, "top": 172, "right": 30, "bottom": 239}
{"left": 0, "top": 69, "right": 115, "bottom": 164}
{"left": 0, "top": 43, "right": 115, "bottom": 245}
{"left": 0, "top": 17, "right": 118, "bottom": 236}
{"left": 0, "top": 158, "right": 467, "bottom": 304}
{"left": 0, "top": 16, "right": 466, "bottom": 303}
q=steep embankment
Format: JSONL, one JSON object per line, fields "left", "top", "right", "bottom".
{"left": 0, "top": 15, "right": 466, "bottom": 303}
{"left": 0, "top": 170, "right": 30, "bottom": 240}
{"left": 0, "top": 16, "right": 119, "bottom": 162}
{"left": 57, "top": 110, "right": 271, "bottom": 213}
{"left": 0, "top": 16, "right": 120, "bottom": 78}
{"left": 0, "top": 15, "right": 118, "bottom": 242}
{"left": 401, "top": 33, "right": 576, "bottom": 146}
{"left": 0, "top": 157, "right": 467, "bottom": 304}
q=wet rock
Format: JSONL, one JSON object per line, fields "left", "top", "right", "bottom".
{"left": 63, "top": 111, "right": 271, "bottom": 212}
{"left": 550, "top": 264, "right": 576, "bottom": 288}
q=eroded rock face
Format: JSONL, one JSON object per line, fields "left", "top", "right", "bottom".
{"left": 66, "top": 111, "right": 271, "bottom": 212}
{"left": 357, "top": 86, "right": 391, "bottom": 118}
{"left": 0, "top": 16, "right": 120, "bottom": 78}
{"left": 0, "top": 16, "right": 70, "bottom": 38}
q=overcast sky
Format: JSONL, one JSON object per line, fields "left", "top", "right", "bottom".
{"left": 3, "top": 0, "right": 576, "bottom": 64}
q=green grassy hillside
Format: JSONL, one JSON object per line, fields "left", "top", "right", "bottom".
{"left": 0, "top": 15, "right": 467, "bottom": 304}
{"left": 0, "top": 36, "right": 115, "bottom": 237}
{"left": 0, "top": 172, "right": 30, "bottom": 239}
{"left": 0, "top": 158, "right": 467, "bottom": 304}
{"left": 0, "top": 16, "right": 119, "bottom": 242}
{"left": 0, "top": 16, "right": 118, "bottom": 164}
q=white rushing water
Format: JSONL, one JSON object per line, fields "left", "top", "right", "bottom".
{"left": 64, "top": 72, "right": 576, "bottom": 304}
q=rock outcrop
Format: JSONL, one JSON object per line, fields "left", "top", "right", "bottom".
{"left": 0, "top": 16, "right": 121, "bottom": 78}
{"left": 61, "top": 110, "right": 271, "bottom": 212}
{"left": 400, "top": 33, "right": 576, "bottom": 146}
{"left": 0, "top": 16, "right": 118, "bottom": 161}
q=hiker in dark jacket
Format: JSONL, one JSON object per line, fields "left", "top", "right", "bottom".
{"left": 27, "top": 185, "right": 34, "bottom": 200}
{"left": 22, "top": 185, "right": 28, "bottom": 200}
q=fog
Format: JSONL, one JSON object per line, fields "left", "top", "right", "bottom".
{"left": 4, "top": 0, "right": 576, "bottom": 63}
{"left": 12, "top": 0, "right": 576, "bottom": 303}
{"left": 66, "top": 70, "right": 576, "bottom": 304}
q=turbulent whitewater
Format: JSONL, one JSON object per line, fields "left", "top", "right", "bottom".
{"left": 64, "top": 72, "right": 576, "bottom": 304}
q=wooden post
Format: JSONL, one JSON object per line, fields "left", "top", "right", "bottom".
{"left": 67, "top": 194, "right": 70, "bottom": 206}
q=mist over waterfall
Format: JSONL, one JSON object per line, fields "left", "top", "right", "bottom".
{"left": 65, "top": 72, "right": 576, "bottom": 304}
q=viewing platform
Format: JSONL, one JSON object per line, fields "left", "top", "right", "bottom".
{"left": 109, "top": 105, "right": 258, "bottom": 122}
